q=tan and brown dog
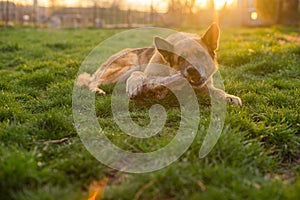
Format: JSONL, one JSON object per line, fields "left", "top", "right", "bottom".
{"left": 76, "top": 23, "right": 242, "bottom": 107}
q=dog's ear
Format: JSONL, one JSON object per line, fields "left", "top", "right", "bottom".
{"left": 202, "top": 23, "right": 220, "bottom": 52}
{"left": 154, "top": 36, "right": 174, "bottom": 62}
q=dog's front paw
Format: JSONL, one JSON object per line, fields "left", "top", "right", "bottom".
{"left": 226, "top": 95, "right": 242, "bottom": 107}
{"left": 126, "top": 72, "right": 145, "bottom": 98}
{"left": 93, "top": 88, "right": 106, "bottom": 95}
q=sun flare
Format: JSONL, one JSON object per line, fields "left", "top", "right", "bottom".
{"left": 64, "top": 0, "right": 75, "bottom": 7}
{"left": 127, "top": 0, "right": 157, "bottom": 7}
{"left": 214, "top": 0, "right": 234, "bottom": 10}
{"left": 126, "top": 0, "right": 168, "bottom": 12}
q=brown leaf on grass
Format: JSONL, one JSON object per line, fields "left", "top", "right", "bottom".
{"left": 196, "top": 180, "right": 207, "bottom": 192}
{"left": 88, "top": 177, "right": 108, "bottom": 200}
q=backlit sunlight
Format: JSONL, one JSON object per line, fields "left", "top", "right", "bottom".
{"left": 214, "top": 0, "right": 234, "bottom": 10}
{"left": 127, "top": 0, "right": 168, "bottom": 12}
{"left": 64, "top": 0, "right": 76, "bottom": 7}
{"left": 16, "top": 0, "right": 234, "bottom": 11}
{"left": 251, "top": 11, "right": 258, "bottom": 20}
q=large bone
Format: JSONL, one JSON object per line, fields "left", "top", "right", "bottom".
{"left": 133, "top": 73, "right": 185, "bottom": 99}
{"left": 146, "top": 73, "right": 183, "bottom": 87}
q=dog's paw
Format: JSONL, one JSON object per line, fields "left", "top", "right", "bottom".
{"left": 126, "top": 72, "right": 145, "bottom": 98}
{"left": 90, "top": 87, "right": 106, "bottom": 95}
{"left": 226, "top": 95, "right": 242, "bottom": 107}
{"left": 95, "top": 88, "right": 106, "bottom": 95}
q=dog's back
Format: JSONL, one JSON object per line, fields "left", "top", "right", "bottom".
{"left": 76, "top": 47, "right": 155, "bottom": 92}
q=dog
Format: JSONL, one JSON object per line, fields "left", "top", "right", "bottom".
{"left": 76, "top": 23, "right": 242, "bottom": 107}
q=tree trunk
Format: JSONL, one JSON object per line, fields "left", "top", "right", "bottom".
{"left": 275, "top": 0, "right": 282, "bottom": 24}
{"left": 277, "top": 0, "right": 299, "bottom": 26}
{"left": 5, "top": 0, "right": 9, "bottom": 26}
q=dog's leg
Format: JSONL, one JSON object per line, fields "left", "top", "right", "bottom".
{"left": 203, "top": 79, "right": 242, "bottom": 107}
{"left": 126, "top": 71, "right": 146, "bottom": 97}
{"left": 208, "top": 86, "right": 242, "bottom": 107}
{"left": 76, "top": 72, "right": 106, "bottom": 95}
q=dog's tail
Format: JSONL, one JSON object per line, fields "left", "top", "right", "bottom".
{"left": 76, "top": 72, "right": 92, "bottom": 89}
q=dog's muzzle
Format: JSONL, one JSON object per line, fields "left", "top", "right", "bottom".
{"left": 181, "top": 65, "right": 206, "bottom": 87}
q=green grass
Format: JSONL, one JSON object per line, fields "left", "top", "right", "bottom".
{"left": 0, "top": 26, "right": 300, "bottom": 200}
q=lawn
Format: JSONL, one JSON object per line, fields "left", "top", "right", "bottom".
{"left": 0, "top": 26, "right": 299, "bottom": 200}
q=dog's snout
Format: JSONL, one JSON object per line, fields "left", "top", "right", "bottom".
{"left": 182, "top": 65, "right": 206, "bottom": 86}
{"left": 182, "top": 65, "right": 197, "bottom": 77}
{"left": 186, "top": 66, "right": 200, "bottom": 76}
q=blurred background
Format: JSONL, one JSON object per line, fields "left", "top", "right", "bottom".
{"left": 0, "top": 0, "right": 299, "bottom": 29}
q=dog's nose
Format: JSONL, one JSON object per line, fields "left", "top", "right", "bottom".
{"left": 186, "top": 66, "right": 200, "bottom": 76}
{"left": 181, "top": 65, "right": 195, "bottom": 77}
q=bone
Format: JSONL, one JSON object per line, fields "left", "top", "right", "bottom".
{"left": 143, "top": 73, "right": 183, "bottom": 89}
{"left": 132, "top": 73, "right": 185, "bottom": 99}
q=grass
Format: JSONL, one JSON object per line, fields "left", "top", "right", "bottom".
{"left": 0, "top": 26, "right": 299, "bottom": 200}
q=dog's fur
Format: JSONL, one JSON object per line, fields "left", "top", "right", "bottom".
{"left": 76, "top": 24, "right": 242, "bottom": 106}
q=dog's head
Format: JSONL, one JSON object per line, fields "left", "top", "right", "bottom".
{"left": 154, "top": 23, "right": 220, "bottom": 87}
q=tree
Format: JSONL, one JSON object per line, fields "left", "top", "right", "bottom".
{"left": 5, "top": 0, "right": 9, "bottom": 26}
{"left": 89, "top": 0, "right": 105, "bottom": 27}
{"left": 256, "top": 0, "right": 299, "bottom": 26}
{"left": 183, "top": 0, "right": 196, "bottom": 15}
{"left": 166, "top": 0, "right": 198, "bottom": 26}
{"left": 167, "top": 0, "right": 196, "bottom": 15}
{"left": 276, "top": 0, "right": 299, "bottom": 26}
{"left": 49, "top": 0, "right": 57, "bottom": 15}
{"left": 207, "top": 0, "right": 215, "bottom": 10}
{"left": 205, "top": 0, "right": 230, "bottom": 24}
{"left": 33, "top": 0, "right": 39, "bottom": 24}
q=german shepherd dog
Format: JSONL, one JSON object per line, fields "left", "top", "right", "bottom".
{"left": 76, "top": 23, "right": 242, "bottom": 107}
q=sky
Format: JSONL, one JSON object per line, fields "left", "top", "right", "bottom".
{"left": 15, "top": 0, "right": 234, "bottom": 12}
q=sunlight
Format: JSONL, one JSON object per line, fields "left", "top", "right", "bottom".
{"left": 195, "top": 0, "right": 207, "bottom": 8}
{"left": 64, "top": 0, "right": 75, "bottom": 7}
{"left": 250, "top": 11, "right": 258, "bottom": 20}
{"left": 127, "top": 0, "right": 152, "bottom": 6}
{"left": 133, "top": 0, "right": 165, "bottom": 7}
{"left": 127, "top": 0, "right": 167, "bottom": 12}
{"left": 214, "top": 0, "right": 234, "bottom": 10}
{"left": 195, "top": 0, "right": 234, "bottom": 10}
